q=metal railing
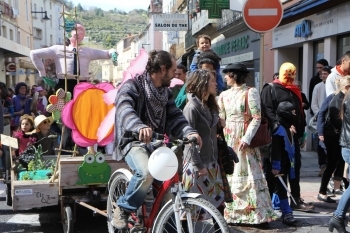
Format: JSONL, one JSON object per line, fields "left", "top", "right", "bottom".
{"left": 217, "top": 10, "right": 242, "bottom": 30}
{"left": 0, "top": 1, "right": 14, "bottom": 18}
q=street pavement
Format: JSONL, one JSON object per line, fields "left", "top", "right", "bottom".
{"left": 0, "top": 151, "right": 347, "bottom": 233}
{"left": 229, "top": 151, "right": 345, "bottom": 233}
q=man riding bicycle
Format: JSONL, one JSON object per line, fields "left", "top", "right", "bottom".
{"left": 112, "top": 50, "right": 202, "bottom": 229}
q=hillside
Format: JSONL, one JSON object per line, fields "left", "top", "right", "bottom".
{"left": 72, "top": 4, "right": 149, "bottom": 49}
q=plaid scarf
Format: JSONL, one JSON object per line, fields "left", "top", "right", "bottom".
{"left": 137, "top": 72, "right": 168, "bottom": 130}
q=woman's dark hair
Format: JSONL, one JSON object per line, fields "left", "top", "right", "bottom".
{"left": 227, "top": 71, "right": 249, "bottom": 85}
{"left": 15, "top": 82, "right": 27, "bottom": 95}
{"left": 8, "top": 88, "right": 14, "bottom": 96}
{"left": 146, "top": 50, "right": 174, "bottom": 75}
{"left": 0, "top": 82, "right": 8, "bottom": 99}
{"left": 186, "top": 69, "right": 218, "bottom": 112}
{"left": 197, "top": 51, "right": 220, "bottom": 69}
{"left": 322, "top": 66, "right": 333, "bottom": 74}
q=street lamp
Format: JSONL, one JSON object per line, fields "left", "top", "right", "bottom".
{"left": 31, "top": 11, "right": 50, "bottom": 21}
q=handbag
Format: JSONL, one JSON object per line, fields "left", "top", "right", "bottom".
{"left": 244, "top": 88, "right": 272, "bottom": 148}
{"left": 217, "top": 128, "right": 238, "bottom": 175}
{"left": 308, "top": 112, "right": 318, "bottom": 134}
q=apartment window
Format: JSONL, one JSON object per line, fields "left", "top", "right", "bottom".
{"left": 27, "top": 36, "right": 30, "bottom": 48}
{"left": 17, "top": 31, "right": 20, "bottom": 43}
{"left": 26, "top": 0, "right": 28, "bottom": 21}
{"left": 50, "top": 35, "right": 53, "bottom": 45}
{"left": 50, "top": 2, "right": 52, "bottom": 9}
{"left": 9, "top": 29, "right": 13, "bottom": 40}
{"left": 1, "top": 26, "right": 6, "bottom": 38}
{"left": 33, "top": 28, "right": 42, "bottom": 39}
{"left": 337, "top": 34, "right": 350, "bottom": 59}
{"left": 50, "top": 15, "right": 52, "bottom": 27}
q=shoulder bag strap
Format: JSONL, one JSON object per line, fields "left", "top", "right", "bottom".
{"left": 269, "top": 83, "right": 278, "bottom": 111}
{"left": 244, "top": 87, "right": 252, "bottom": 126}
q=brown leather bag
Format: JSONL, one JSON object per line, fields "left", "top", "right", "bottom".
{"left": 244, "top": 88, "right": 271, "bottom": 148}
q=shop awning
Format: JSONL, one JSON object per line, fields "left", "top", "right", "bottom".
{"left": 283, "top": 0, "right": 329, "bottom": 19}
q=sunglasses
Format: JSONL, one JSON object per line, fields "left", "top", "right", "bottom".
{"left": 42, "top": 120, "right": 50, "bottom": 124}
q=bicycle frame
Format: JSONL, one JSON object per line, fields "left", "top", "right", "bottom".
{"left": 141, "top": 172, "right": 179, "bottom": 230}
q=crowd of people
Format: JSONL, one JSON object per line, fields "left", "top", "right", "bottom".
{"left": 3, "top": 30, "right": 350, "bottom": 232}
{"left": 112, "top": 37, "right": 350, "bottom": 232}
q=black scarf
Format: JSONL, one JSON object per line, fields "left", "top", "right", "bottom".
{"left": 137, "top": 72, "right": 168, "bottom": 130}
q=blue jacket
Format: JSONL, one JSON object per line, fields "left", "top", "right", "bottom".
{"left": 190, "top": 49, "right": 224, "bottom": 92}
{"left": 317, "top": 93, "right": 335, "bottom": 136}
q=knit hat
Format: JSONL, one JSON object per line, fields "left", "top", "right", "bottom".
{"left": 15, "top": 82, "right": 27, "bottom": 95}
{"left": 317, "top": 59, "right": 329, "bottom": 67}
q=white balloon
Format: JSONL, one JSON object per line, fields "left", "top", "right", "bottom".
{"left": 148, "top": 147, "right": 178, "bottom": 181}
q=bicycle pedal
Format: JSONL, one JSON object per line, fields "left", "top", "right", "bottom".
{"left": 130, "top": 226, "right": 146, "bottom": 233}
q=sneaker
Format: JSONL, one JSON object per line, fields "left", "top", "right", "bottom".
{"left": 290, "top": 198, "right": 315, "bottom": 212}
{"left": 327, "top": 188, "right": 336, "bottom": 197}
{"left": 281, "top": 213, "right": 297, "bottom": 226}
{"left": 111, "top": 205, "right": 129, "bottom": 229}
{"left": 334, "top": 189, "right": 344, "bottom": 195}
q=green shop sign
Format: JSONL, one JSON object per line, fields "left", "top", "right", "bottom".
{"left": 213, "top": 35, "right": 249, "bottom": 56}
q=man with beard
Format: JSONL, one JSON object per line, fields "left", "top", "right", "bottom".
{"left": 111, "top": 50, "right": 202, "bottom": 229}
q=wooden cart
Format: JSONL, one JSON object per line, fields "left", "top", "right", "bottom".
{"left": 2, "top": 134, "right": 128, "bottom": 233}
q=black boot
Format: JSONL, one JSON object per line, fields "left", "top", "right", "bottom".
{"left": 328, "top": 216, "right": 349, "bottom": 233}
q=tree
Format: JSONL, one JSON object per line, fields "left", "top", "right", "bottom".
{"left": 76, "top": 3, "right": 84, "bottom": 12}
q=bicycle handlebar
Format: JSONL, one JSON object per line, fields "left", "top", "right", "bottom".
{"left": 130, "top": 132, "right": 197, "bottom": 145}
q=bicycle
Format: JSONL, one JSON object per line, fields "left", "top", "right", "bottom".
{"left": 106, "top": 134, "right": 230, "bottom": 233}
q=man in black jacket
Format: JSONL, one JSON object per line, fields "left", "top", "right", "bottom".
{"left": 261, "top": 62, "right": 314, "bottom": 212}
{"left": 309, "top": 59, "right": 329, "bottom": 115}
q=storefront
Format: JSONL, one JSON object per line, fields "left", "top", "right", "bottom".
{"left": 272, "top": 1, "right": 350, "bottom": 151}
{"left": 211, "top": 29, "right": 261, "bottom": 89}
{"left": 272, "top": 1, "right": 350, "bottom": 88}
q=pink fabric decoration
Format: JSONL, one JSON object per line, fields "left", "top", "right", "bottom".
{"left": 97, "top": 48, "right": 149, "bottom": 143}
{"left": 170, "top": 78, "right": 184, "bottom": 88}
{"left": 62, "top": 82, "right": 114, "bottom": 147}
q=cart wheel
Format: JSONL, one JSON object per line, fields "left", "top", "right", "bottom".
{"left": 62, "top": 205, "right": 74, "bottom": 233}
{"left": 5, "top": 183, "right": 12, "bottom": 206}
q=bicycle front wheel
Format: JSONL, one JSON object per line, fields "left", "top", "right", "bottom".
{"left": 107, "top": 173, "right": 131, "bottom": 233}
{"left": 153, "top": 197, "right": 230, "bottom": 233}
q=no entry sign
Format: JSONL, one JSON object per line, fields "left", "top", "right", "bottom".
{"left": 243, "top": 0, "right": 283, "bottom": 33}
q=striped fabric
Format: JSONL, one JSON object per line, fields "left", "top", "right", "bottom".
{"left": 113, "top": 74, "right": 197, "bottom": 161}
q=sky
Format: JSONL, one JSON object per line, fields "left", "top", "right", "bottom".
{"left": 71, "top": 1, "right": 150, "bottom": 12}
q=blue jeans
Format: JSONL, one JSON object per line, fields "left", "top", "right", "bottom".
{"left": 117, "top": 147, "right": 153, "bottom": 211}
{"left": 334, "top": 147, "right": 350, "bottom": 219}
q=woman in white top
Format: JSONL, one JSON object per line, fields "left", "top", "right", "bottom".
{"left": 311, "top": 66, "right": 332, "bottom": 115}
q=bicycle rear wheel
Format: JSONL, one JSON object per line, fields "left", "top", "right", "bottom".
{"left": 153, "top": 197, "right": 229, "bottom": 233}
{"left": 107, "top": 173, "right": 131, "bottom": 233}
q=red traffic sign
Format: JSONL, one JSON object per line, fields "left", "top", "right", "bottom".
{"left": 243, "top": 0, "right": 283, "bottom": 33}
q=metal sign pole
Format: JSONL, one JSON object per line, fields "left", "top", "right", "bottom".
{"left": 259, "top": 33, "right": 264, "bottom": 92}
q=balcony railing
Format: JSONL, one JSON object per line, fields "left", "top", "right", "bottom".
{"left": 0, "top": 1, "right": 14, "bottom": 18}
{"left": 217, "top": 10, "right": 242, "bottom": 30}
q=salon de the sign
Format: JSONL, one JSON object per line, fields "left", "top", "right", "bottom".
{"left": 153, "top": 14, "right": 188, "bottom": 31}
{"left": 212, "top": 35, "right": 249, "bottom": 56}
